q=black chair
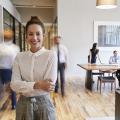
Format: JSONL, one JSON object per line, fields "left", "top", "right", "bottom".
{"left": 97, "top": 70, "right": 116, "bottom": 93}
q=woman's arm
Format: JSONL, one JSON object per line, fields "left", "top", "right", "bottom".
{"left": 33, "top": 51, "right": 57, "bottom": 91}
{"left": 10, "top": 55, "right": 35, "bottom": 94}
{"left": 89, "top": 50, "right": 91, "bottom": 63}
{"left": 43, "top": 51, "right": 57, "bottom": 84}
{"left": 97, "top": 53, "right": 102, "bottom": 64}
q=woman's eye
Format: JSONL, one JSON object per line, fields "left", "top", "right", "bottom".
{"left": 28, "top": 33, "right": 33, "bottom": 36}
{"left": 36, "top": 33, "right": 40, "bottom": 36}
{"left": 28, "top": 32, "right": 41, "bottom": 36}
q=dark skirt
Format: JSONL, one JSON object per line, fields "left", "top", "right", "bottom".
{"left": 16, "top": 94, "right": 56, "bottom": 120}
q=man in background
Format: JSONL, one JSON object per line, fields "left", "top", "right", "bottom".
{"left": 52, "top": 36, "right": 69, "bottom": 97}
{"left": 0, "top": 29, "right": 20, "bottom": 109}
{"left": 109, "top": 50, "right": 120, "bottom": 89}
{"left": 109, "top": 50, "right": 120, "bottom": 64}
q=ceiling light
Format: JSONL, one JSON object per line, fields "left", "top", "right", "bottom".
{"left": 96, "top": 0, "right": 117, "bottom": 9}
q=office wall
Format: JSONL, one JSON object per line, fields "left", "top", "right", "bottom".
{"left": 58, "top": 0, "right": 120, "bottom": 78}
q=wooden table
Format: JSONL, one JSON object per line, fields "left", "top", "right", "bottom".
{"left": 77, "top": 64, "right": 120, "bottom": 91}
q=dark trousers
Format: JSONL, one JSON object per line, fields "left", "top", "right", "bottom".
{"left": 55, "top": 63, "right": 65, "bottom": 96}
{"left": 0, "top": 69, "right": 16, "bottom": 108}
{"left": 116, "top": 70, "right": 120, "bottom": 87}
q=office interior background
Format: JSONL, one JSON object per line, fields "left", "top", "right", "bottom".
{"left": 0, "top": 0, "right": 120, "bottom": 120}
{"left": 1, "top": 0, "right": 120, "bottom": 79}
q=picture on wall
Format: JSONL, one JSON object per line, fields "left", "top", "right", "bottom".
{"left": 94, "top": 21, "right": 120, "bottom": 48}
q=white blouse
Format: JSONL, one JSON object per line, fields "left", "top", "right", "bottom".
{"left": 10, "top": 47, "right": 57, "bottom": 97}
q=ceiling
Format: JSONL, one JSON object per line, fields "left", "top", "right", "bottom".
{"left": 10, "top": 0, "right": 56, "bottom": 8}
{"left": 10, "top": 0, "right": 57, "bottom": 23}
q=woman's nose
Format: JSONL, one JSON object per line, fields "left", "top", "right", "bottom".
{"left": 33, "top": 34, "right": 37, "bottom": 39}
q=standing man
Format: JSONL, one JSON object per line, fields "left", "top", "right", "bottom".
{"left": 52, "top": 36, "right": 68, "bottom": 97}
{"left": 0, "top": 29, "right": 20, "bottom": 109}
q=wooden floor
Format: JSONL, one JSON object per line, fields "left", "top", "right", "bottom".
{"left": 0, "top": 76, "right": 116, "bottom": 120}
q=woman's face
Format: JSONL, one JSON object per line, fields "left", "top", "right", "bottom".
{"left": 26, "top": 24, "right": 44, "bottom": 51}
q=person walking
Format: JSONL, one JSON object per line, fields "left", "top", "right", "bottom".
{"left": 0, "top": 29, "right": 20, "bottom": 109}
{"left": 52, "top": 36, "right": 68, "bottom": 97}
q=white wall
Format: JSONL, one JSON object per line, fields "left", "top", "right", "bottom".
{"left": 58, "top": 0, "right": 120, "bottom": 78}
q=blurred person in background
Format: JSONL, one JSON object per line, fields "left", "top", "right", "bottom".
{"left": 88, "top": 43, "right": 99, "bottom": 64}
{"left": 52, "top": 36, "right": 69, "bottom": 97}
{"left": 109, "top": 50, "right": 120, "bottom": 64}
{"left": 0, "top": 29, "right": 20, "bottom": 109}
{"left": 109, "top": 50, "right": 120, "bottom": 89}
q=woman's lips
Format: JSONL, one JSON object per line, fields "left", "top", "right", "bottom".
{"left": 31, "top": 40, "right": 40, "bottom": 44}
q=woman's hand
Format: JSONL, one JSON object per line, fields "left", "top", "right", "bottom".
{"left": 33, "top": 79, "right": 55, "bottom": 92}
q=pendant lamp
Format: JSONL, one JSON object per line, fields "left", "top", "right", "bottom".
{"left": 96, "top": 0, "right": 117, "bottom": 9}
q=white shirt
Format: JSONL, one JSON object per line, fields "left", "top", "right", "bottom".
{"left": 0, "top": 42, "right": 20, "bottom": 69}
{"left": 109, "top": 55, "right": 120, "bottom": 64}
{"left": 10, "top": 47, "right": 57, "bottom": 97}
{"left": 52, "top": 44, "right": 69, "bottom": 65}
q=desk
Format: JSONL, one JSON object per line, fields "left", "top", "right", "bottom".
{"left": 77, "top": 64, "right": 120, "bottom": 91}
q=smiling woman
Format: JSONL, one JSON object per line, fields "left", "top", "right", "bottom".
{"left": 10, "top": 16, "right": 57, "bottom": 120}
{"left": 25, "top": 16, "right": 45, "bottom": 53}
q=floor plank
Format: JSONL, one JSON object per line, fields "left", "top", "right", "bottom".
{"left": 0, "top": 76, "right": 116, "bottom": 120}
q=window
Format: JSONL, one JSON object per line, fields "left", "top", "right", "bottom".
{"left": 94, "top": 21, "right": 120, "bottom": 50}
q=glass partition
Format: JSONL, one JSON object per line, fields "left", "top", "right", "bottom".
{"left": 15, "top": 19, "right": 20, "bottom": 47}
{"left": 44, "top": 17, "right": 58, "bottom": 49}
{"left": 21, "top": 25, "right": 25, "bottom": 51}
{"left": 3, "top": 8, "right": 25, "bottom": 51}
{"left": 3, "top": 8, "right": 14, "bottom": 40}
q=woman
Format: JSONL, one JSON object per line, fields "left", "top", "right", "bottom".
{"left": 89, "top": 43, "right": 99, "bottom": 64}
{"left": 10, "top": 16, "right": 57, "bottom": 120}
